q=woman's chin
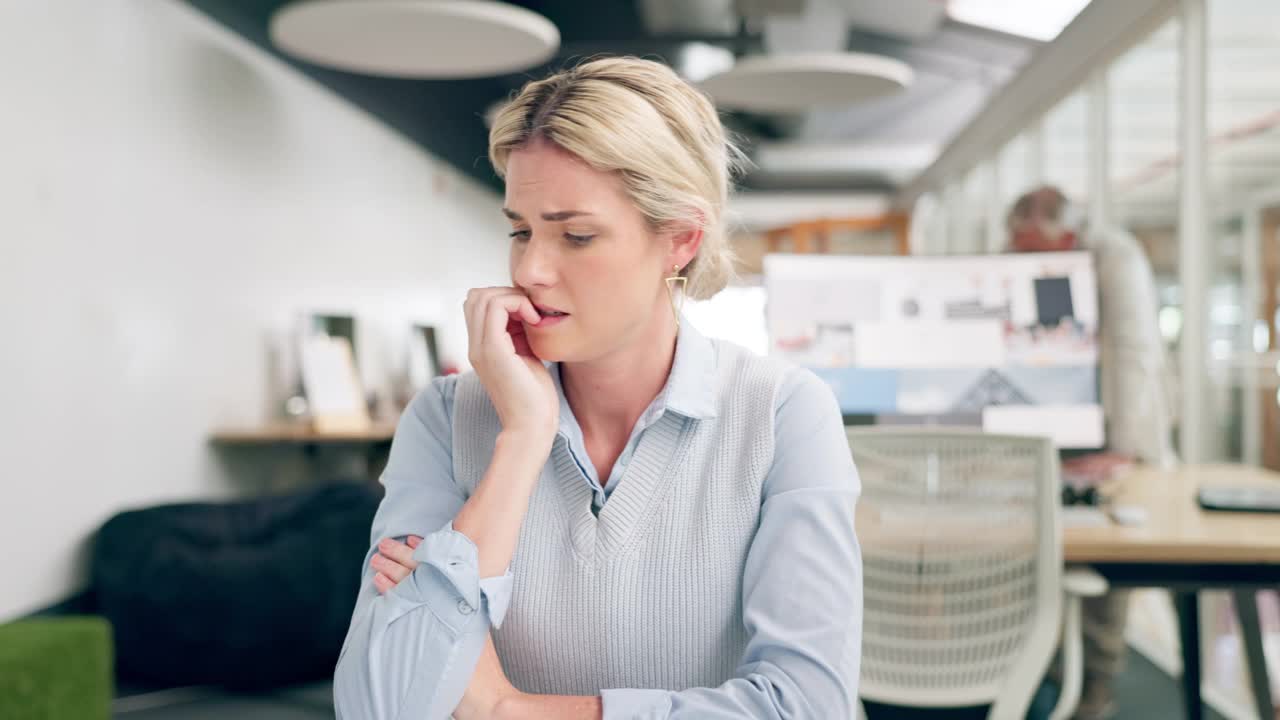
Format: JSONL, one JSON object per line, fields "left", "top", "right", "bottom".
{"left": 527, "top": 336, "right": 569, "bottom": 363}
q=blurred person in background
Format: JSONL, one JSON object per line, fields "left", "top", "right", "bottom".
{"left": 1008, "top": 185, "right": 1177, "bottom": 720}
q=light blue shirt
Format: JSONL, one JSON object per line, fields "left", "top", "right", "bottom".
{"left": 333, "top": 326, "right": 862, "bottom": 719}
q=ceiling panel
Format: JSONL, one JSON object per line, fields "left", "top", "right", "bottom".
{"left": 181, "top": 0, "right": 1036, "bottom": 201}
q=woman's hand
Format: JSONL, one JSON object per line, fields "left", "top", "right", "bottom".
{"left": 369, "top": 535, "right": 422, "bottom": 595}
{"left": 464, "top": 287, "right": 559, "bottom": 446}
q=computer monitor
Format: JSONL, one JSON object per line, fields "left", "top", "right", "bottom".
{"left": 763, "top": 251, "right": 1104, "bottom": 450}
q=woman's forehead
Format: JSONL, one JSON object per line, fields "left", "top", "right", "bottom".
{"left": 505, "top": 146, "right": 626, "bottom": 213}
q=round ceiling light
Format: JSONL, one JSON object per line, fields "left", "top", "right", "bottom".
{"left": 700, "top": 52, "right": 913, "bottom": 114}
{"left": 270, "top": 0, "right": 560, "bottom": 79}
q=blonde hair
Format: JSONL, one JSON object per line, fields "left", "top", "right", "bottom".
{"left": 488, "top": 56, "right": 746, "bottom": 300}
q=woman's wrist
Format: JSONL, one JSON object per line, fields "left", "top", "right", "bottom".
{"left": 495, "top": 427, "right": 556, "bottom": 469}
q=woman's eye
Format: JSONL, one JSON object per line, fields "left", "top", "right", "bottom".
{"left": 565, "top": 233, "right": 594, "bottom": 246}
{"left": 508, "top": 229, "right": 531, "bottom": 241}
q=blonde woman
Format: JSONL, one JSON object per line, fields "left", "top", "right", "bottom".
{"left": 334, "top": 56, "right": 862, "bottom": 720}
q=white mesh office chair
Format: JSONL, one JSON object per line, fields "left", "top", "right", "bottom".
{"left": 848, "top": 428, "right": 1106, "bottom": 720}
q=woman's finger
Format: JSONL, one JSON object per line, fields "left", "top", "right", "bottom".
{"left": 377, "top": 537, "right": 419, "bottom": 570}
{"left": 467, "top": 288, "right": 534, "bottom": 362}
{"left": 475, "top": 288, "right": 538, "bottom": 326}
{"left": 484, "top": 293, "right": 540, "bottom": 349}
{"left": 508, "top": 315, "right": 535, "bottom": 358}
{"left": 464, "top": 288, "right": 495, "bottom": 361}
{"left": 370, "top": 553, "right": 410, "bottom": 584}
{"left": 406, "top": 535, "right": 422, "bottom": 549}
{"left": 373, "top": 572, "right": 393, "bottom": 595}
{"left": 464, "top": 288, "right": 508, "bottom": 356}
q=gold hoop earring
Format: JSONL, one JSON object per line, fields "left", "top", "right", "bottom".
{"left": 665, "top": 264, "right": 686, "bottom": 330}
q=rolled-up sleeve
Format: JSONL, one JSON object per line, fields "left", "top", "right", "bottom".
{"left": 601, "top": 368, "right": 862, "bottom": 719}
{"left": 333, "top": 376, "right": 515, "bottom": 720}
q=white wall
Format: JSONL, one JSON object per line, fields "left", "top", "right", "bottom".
{"left": 0, "top": 0, "right": 510, "bottom": 619}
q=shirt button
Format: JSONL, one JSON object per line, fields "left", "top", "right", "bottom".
{"left": 457, "top": 599, "right": 475, "bottom": 615}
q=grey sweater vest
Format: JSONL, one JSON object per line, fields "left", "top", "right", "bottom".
{"left": 450, "top": 342, "right": 786, "bottom": 695}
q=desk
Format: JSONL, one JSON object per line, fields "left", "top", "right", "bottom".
{"left": 1066, "top": 464, "right": 1280, "bottom": 720}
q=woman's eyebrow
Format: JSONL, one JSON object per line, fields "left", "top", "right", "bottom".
{"left": 502, "top": 208, "right": 593, "bottom": 222}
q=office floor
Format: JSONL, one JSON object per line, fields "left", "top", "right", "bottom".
{"left": 112, "top": 649, "right": 1232, "bottom": 720}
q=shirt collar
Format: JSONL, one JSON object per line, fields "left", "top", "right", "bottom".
{"left": 662, "top": 315, "right": 719, "bottom": 420}
{"left": 549, "top": 314, "right": 719, "bottom": 433}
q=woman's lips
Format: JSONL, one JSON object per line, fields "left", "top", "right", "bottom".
{"left": 529, "top": 303, "right": 569, "bottom": 328}
{"left": 529, "top": 313, "right": 568, "bottom": 328}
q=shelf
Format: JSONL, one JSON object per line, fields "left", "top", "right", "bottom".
{"left": 209, "top": 421, "right": 397, "bottom": 445}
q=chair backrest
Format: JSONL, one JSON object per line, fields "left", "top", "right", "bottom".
{"left": 848, "top": 428, "right": 1062, "bottom": 717}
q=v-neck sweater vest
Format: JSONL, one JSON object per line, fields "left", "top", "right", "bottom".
{"left": 449, "top": 341, "right": 786, "bottom": 695}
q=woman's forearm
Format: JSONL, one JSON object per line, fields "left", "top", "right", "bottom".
{"left": 494, "top": 693, "right": 603, "bottom": 720}
{"left": 451, "top": 430, "right": 551, "bottom": 578}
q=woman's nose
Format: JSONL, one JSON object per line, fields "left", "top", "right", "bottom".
{"left": 513, "top": 237, "right": 556, "bottom": 289}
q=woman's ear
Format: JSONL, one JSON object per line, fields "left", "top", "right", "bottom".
{"left": 665, "top": 218, "right": 704, "bottom": 272}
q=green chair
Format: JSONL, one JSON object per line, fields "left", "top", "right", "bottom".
{"left": 0, "top": 616, "right": 113, "bottom": 720}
